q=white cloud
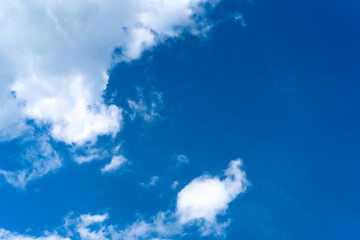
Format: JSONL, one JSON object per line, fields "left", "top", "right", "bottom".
{"left": 101, "top": 155, "right": 127, "bottom": 173}
{"left": 0, "top": 93, "right": 31, "bottom": 141}
{"left": 73, "top": 146, "right": 108, "bottom": 165}
{"left": 141, "top": 176, "right": 160, "bottom": 188}
{"left": 149, "top": 176, "right": 159, "bottom": 186}
{"left": 0, "top": 136, "right": 62, "bottom": 188}
{"left": 0, "top": 159, "right": 248, "bottom": 238}
{"left": 111, "top": 211, "right": 182, "bottom": 240}
{"left": 172, "top": 154, "right": 190, "bottom": 168}
{"left": 0, "top": 228, "right": 69, "bottom": 240}
{"left": 0, "top": 0, "right": 220, "bottom": 187}
{"left": 75, "top": 214, "right": 110, "bottom": 240}
{"left": 127, "top": 88, "right": 163, "bottom": 123}
{"left": 0, "top": 0, "right": 218, "bottom": 146}
{"left": 176, "top": 159, "right": 249, "bottom": 235}
{"left": 171, "top": 180, "right": 179, "bottom": 190}
{"left": 232, "top": 12, "right": 246, "bottom": 26}
{"left": 100, "top": 144, "right": 127, "bottom": 173}
{"left": 12, "top": 73, "right": 123, "bottom": 146}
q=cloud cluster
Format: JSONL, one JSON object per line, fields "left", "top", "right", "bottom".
{"left": 0, "top": 159, "right": 248, "bottom": 239}
{"left": 0, "top": 0, "right": 219, "bottom": 187}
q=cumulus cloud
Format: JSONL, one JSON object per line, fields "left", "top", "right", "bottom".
{"left": 0, "top": 0, "right": 218, "bottom": 145}
{"left": 71, "top": 214, "right": 110, "bottom": 240}
{"left": 176, "top": 159, "right": 248, "bottom": 235}
{"left": 0, "top": 159, "right": 248, "bottom": 238}
{"left": 0, "top": 92, "right": 31, "bottom": 141}
{"left": 177, "top": 160, "right": 248, "bottom": 223}
{"left": 0, "top": 0, "right": 220, "bottom": 187}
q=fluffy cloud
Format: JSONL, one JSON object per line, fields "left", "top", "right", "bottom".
{"left": 176, "top": 160, "right": 248, "bottom": 225}
{"left": 0, "top": 0, "right": 218, "bottom": 145}
{"left": 176, "top": 159, "right": 248, "bottom": 236}
{"left": 70, "top": 214, "right": 110, "bottom": 240}
{"left": 0, "top": 0, "right": 219, "bottom": 187}
{"left": 0, "top": 159, "right": 248, "bottom": 238}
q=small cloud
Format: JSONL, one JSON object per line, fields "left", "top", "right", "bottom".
{"left": 113, "top": 144, "right": 121, "bottom": 154}
{"left": 171, "top": 181, "right": 179, "bottom": 190}
{"left": 171, "top": 154, "right": 190, "bottom": 168}
{"left": 127, "top": 88, "right": 163, "bottom": 123}
{"left": 101, "top": 155, "right": 127, "bottom": 173}
{"left": 232, "top": 12, "right": 246, "bottom": 26}
{"left": 140, "top": 176, "right": 159, "bottom": 188}
{"left": 176, "top": 154, "right": 189, "bottom": 165}
{"left": 73, "top": 146, "right": 107, "bottom": 165}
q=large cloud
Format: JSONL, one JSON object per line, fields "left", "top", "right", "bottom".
{"left": 0, "top": 159, "right": 248, "bottom": 239}
{"left": 0, "top": 0, "right": 219, "bottom": 187}
{"left": 0, "top": 0, "right": 218, "bottom": 145}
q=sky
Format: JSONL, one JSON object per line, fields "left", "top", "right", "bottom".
{"left": 0, "top": 0, "right": 359, "bottom": 239}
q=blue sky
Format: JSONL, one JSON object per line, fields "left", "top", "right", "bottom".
{"left": 0, "top": 0, "right": 359, "bottom": 239}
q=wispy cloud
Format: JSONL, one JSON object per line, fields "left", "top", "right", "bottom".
{"left": 127, "top": 88, "right": 164, "bottom": 123}
{"left": 0, "top": 135, "right": 62, "bottom": 188}
{"left": 73, "top": 146, "right": 108, "bottom": 165}
{"left": 0, "top": 229, "right": 68, "bottom": 240}
{"left": 171, "top": 180, "right": 180, "bottom": 190}
{"left": 140, "top": 176, "right": 160, "bottom": 188}
{"left": 101, "top": 155, "right": 127, "bottom": 174}
{"left": 232, "top": 12, "right": 246, "bottom": 26}
{"left": 172, "top": 154, "right": 190, "bottom": 168}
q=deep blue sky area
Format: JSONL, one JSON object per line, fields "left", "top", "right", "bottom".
{"left": 0, "top": 0, "right": 359, "bottom": 239}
